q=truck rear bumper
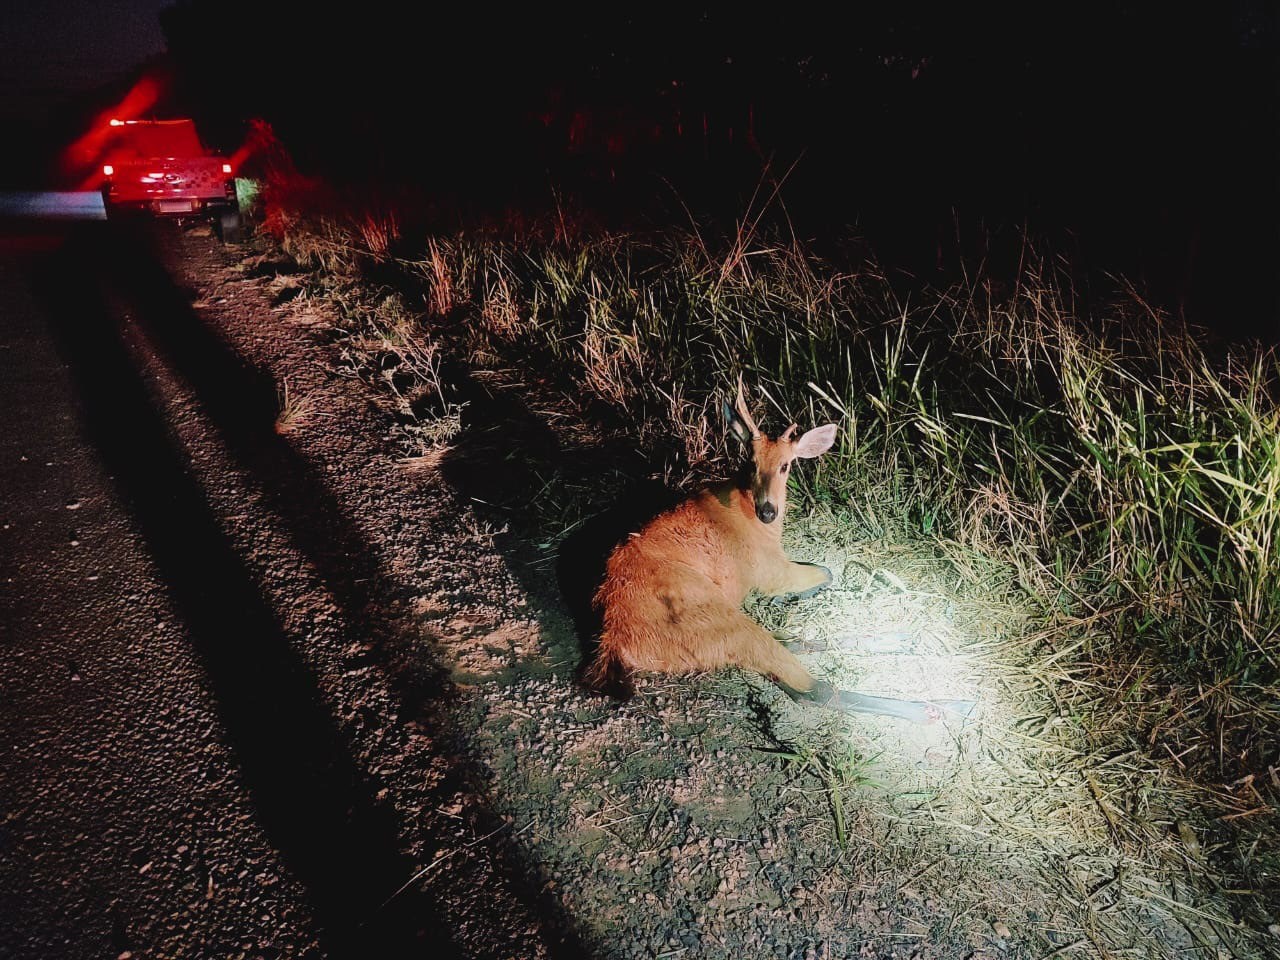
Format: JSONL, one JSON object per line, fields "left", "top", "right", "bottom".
{"left": 103, "top": 179, "right": 237, "bottom": 218}
{"left": 104, "top": 196, "right": 236, "bottom": 218}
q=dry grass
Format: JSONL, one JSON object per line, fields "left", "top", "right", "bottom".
{"left": 357, "top": 209, "right": 400, "bottom": 260}
{"left": 274, "top": 377, "right": 322, "bottom": 435}
{"left": 266, "top": 273, "right": 305, "bottom": 305}
{"left": 423, "top": 239, "right": 455, "bottom": 318}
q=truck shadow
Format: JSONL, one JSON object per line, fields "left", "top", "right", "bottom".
{"left": 32, "top": 222, "right": 589, "bottom": 960}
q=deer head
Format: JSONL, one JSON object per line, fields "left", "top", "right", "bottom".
{"left": 723, "top": 377, "right": 837, "bottom": 524}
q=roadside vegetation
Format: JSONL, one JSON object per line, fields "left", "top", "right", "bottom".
{"left": 247, "top": 172, "right": 1279, "bottom": 954}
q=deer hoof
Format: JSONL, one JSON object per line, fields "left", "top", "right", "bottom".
{"left": 786, "top": 678, "right": 839, "bottom": 707}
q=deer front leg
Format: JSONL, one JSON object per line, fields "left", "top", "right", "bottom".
{"left": 756, "top": 548, "right": 832, "bottom": 600}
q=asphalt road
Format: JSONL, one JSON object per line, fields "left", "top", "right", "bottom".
{"left": 0, "top": 223, "right": 583, "bottom": 960}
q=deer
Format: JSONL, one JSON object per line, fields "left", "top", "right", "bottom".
{"left": 583, "top": 378, "right": 976, "bottom": 724}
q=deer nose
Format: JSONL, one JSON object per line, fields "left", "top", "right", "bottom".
{"left": 757, "top": 502, "right": 777, "bottom": 524}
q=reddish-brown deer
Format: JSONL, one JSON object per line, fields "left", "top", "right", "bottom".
{"left": 583, "top": 379, "right": 977, "bottom": 724}
{"left": 584, "top": 379, "right": 835, "bottom": 696}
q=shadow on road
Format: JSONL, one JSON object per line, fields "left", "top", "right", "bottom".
{"left": 437, "top": 367, "right": 679, "bottom": 681}
{"left": 31, "top": 223, "right": 589, "bottom": 960}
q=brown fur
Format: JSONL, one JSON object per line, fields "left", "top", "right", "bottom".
{"left": 584, "top": 382, "right": 837, "bottom": 696}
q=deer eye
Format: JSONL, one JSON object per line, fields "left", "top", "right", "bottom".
{"left": 780, "top": 462, "right": 789, "bottom": 474}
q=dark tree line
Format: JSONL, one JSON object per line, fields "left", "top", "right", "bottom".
{"left": 157, "top": 2, "right": 1276, "bottom": 332}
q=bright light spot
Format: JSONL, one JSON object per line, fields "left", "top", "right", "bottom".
{"left": 819, "top": 588, "right": 980, "bottom": 730}
{"left": 102, "top": 164, "right": 114, "bottom": 176}
{"left": 221, "top": 163, "right": 233, "bottom": 174}
{"left": 767, "top": 523, "right": 1124, "bottom": 883}
{"left": 109, "top": 119, "right": 124, "bottom": 127}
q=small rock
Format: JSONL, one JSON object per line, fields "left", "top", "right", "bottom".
{"left": 993, "top": 920, "right": 1012, "bottom": 938}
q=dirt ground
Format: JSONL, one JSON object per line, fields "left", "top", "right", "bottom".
{"left": 4, "top": 222, "right": 1273, "bottom": 959}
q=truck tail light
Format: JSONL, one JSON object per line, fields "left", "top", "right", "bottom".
{"left": 102, "top": 164, "right": 114, "bottom": 176}
{"left": 222, "top": 163, "right": 232, "bottom": 174}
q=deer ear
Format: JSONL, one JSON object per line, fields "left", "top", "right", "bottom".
{"left": 793, "top": 423, "right": 837, "bottom": 458}
{"left": 723, "top": 400, "right": 753, "bottom": 444}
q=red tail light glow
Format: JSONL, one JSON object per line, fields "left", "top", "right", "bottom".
{"left": 102, "top": 164, "right": 114, "bottom": 176}
{"left": 222, "top": 163, "right": 233, "bottom": 174}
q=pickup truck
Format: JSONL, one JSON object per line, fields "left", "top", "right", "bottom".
{"left": 100, "top": 118, "right": 243, "bottom": 242}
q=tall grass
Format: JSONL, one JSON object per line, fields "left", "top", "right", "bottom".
{"left": 277, "top": 208, "right": 1280, "bottom": 802}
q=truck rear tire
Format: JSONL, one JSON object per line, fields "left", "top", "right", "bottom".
{"left": 218, "top": 207, "right": 243, "bottom": 244}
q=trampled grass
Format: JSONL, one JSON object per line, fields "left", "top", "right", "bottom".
{"left": 270, "top": 199, "right": 1279, "bottom": 945}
